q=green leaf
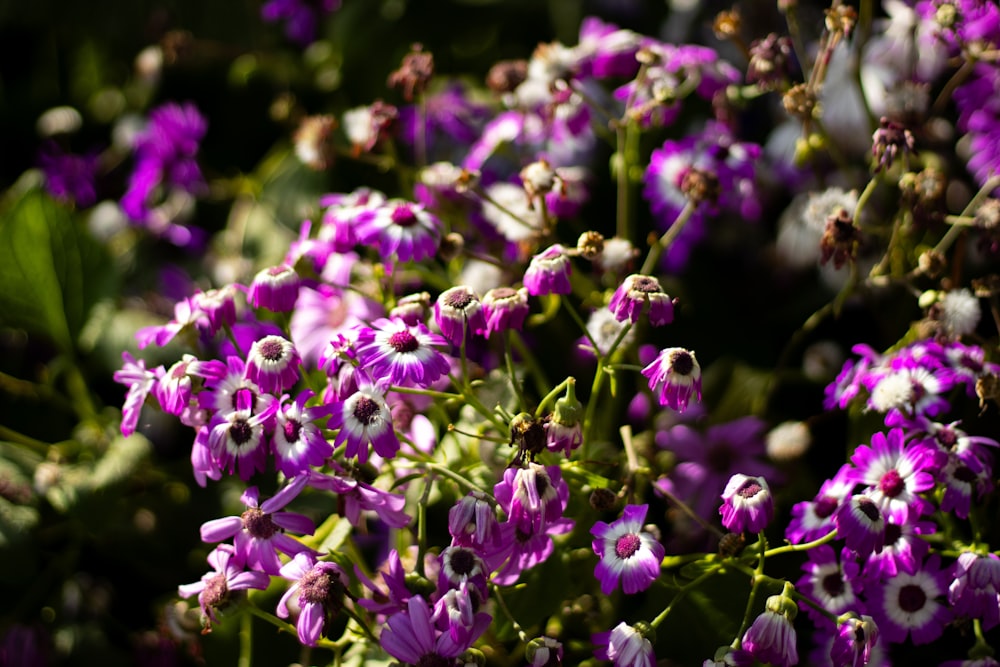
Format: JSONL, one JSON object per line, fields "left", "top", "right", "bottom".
{"left": 0, "top": 189, "right": 117, "bottom": 352}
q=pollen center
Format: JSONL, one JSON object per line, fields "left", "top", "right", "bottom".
{"left": 391, "top": 206, "right": 418, "bottom": 227}
{"left": 813, "top": 495, "right": 838, "bottom": 519}
{"left": 898, "top": 583, "right": 927, "bottom": 612}
{"left": 241, "top": 507, "right": 279, "bottom": 539}
{"left": 388, "top": 330, "right": 420, "bottom": 353}
{"left": 632, "top": 276, "right": 660, "bottom": 294}
{"left": 283, "top": 420, "right": 302, "bottom": 443}
{"left": 878, "top": 469, "right": 905, "bottom": 498}
{"left": 445, "top": 289, "right": 474, "bottom": 309}
{"left": 229, "top": 419, "right": 254, "bottom": 445}
{"left": 669, "top": 350, "right": 694, "bottom": 375}
{"left": 258, "top": 338, "right": 286, "bottom": 362}
{"left": 353, "top": 396, "right": 381, "bottom": 425}
{"left": 202, "top": 573, "right": 229, "bottom": 608}
{"left": 615, "top": 533, "right": 642, "bottom": 559}
{"left": 856, "top": 497, "right": 881, "bottom": 523}
{"left": 822, "top": 572, "right": 845, "bottom": 597}
{"left": 300, "top": 568, "right": 333, "bottom": 605}
{"left": 737, "top": 479, "right": 763, "bottom": 499}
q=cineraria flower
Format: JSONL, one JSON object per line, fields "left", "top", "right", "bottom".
{"left": 862, "top": 517, "right": 934, "bottom": 580}
{"left": 154, "top": 354, "right": 207, "bottom": 417}
{"left": 526, "top": 636, "right": 564, "bottom": 667}
{"left": 948, "top": 551, "right": 1000, "bottom": 630}
{"left": 380, "top": 595, "right": 470, "bottom": 665}
{"left": 114, "top": 352, "right": 161, "bottom": 437}
{"left": 488, "top": 519, "right": 573, "bottom": 586}
{"left": 354, "top": 199, "right": 442, "bottom": 263}
{"left": 868, "top": 555, "right": 952, "bottom": 645}
{"left": 290, "top": 283, "right": 383, "bottom": 368}
{"left": 248, "top": 265, "right": 300, "bottom": 312}
{"left": 830, "top": 614, "right": 878, "bottom": 667}
{"left": 609, "top": 274, "right": 675, "bottom": 326}
{"left": 178, "top": 544, "right": 269, "bottom": 626}
{"left": 438, "top": 545, "right": 489, "bottom": 599}
{"left": 524, "top": 244, "right": 572, "bottom": 296}
{"left": 306, "top": 466, "right": 411, "bottom": 529}
{"left": 719, "top": 474, "right": 774, "bottom": 534}
{"left": 354, "top": 318, "right": 450, "bottom": 388}
{"left": 642, "top": 347, "right": 702, "bottom": 412}
{"left": 481, "top": 287, "right": 530, "bottom": 337}
{"left": 835, "top": 494, "right": 885, "bottom": 559}
{"left": 206, "top": 391, "right": 279, "bottom": 481}
{"left": 786, "top": 464, "right": 856, "bottom": 544}
{"left": 593, "top": 622, "right": 656, "bottom": 667}
{"left": 796, "top": 545, "right": 864, "bottom": 624}
{"left": 432, "top": 580, "right": 493, "bottom": 647}
{"left": 742, "top": 588, "right": 798, "bottom": 667}
{"left": 478, "top": 181, "right": 545, "bottom": 243}
{"left": 866, "top": 364, "right": 950, "bottom": 418}
{"left": 354, "top": 548, "right": 413, "bottom": 616}
{"left": 277, "top": 552, "right": 348, "bottom": 646}
{"left": 848, "top": 428, "right": 935, "bottom": 522}
{"left": 590, "top": 504, "right": 665, "bottom": 595}
{"left": 191, "top": 284, "right": 240, "bottom": 336}
{"left": 494, "top": 463, "right": 569, "bottom": 536}
{"left": 328, "top": 383, "right": 399, "bottom": 465}
{"left": 200, "top": 476, "right": 316, "bottom": 575}
{"left": 448, "top": 491, "right": 501, "bottom": 552}
{"left": 272, "top": 391, "right": 334, "bottom": 476}
{"left": 434, "top": 286, "right": 487, "bottom": 346}
{"left": 939, "top": 451, "right": 993, "bottom": 519}
{"left": 318, "top": 187, "right": 385, "bottom": 253}
{"left": 245, "top": 335, "right": 301, "bottom": 395}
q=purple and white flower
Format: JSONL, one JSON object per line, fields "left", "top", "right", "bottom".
{"left": 434, "top": 286, "right": 487, "bottom": 345}
{"left": 354, "top": 318, "right": 450, "bottom": 388}
{"left": 248, "top": 265, "right": 300, "bottom": 312}
{"left": 719, "top": 474, "right": 774, "bottom": 534}
{"left": 178, "top": 544, "right": 269, "bottom": 626}
{"left": 328, "top": 383, "right": 399, "bottom": 465}
{"left": 481, "top": 286, "right": 530, "bottom": 337}
{"left": 354, "top": 199, "right": 442, "bottom": 263}
{"left": 245, "top": 335, "right": 301, "bottom": 395}
{"left": 642, "top": 347, "right": 702, "bottom": 412}
{"left": 608, "top": 274, "right": 675, "bottom": 326}
{"left": 590, "top": 504, "right": 664, "bottom": 595}
{"left": 277, "top": 552, "right": 348, "bottom": 646}
{"left": 835, "top": 494, "right": 885, "bottom": 559}
{"left": 593, "top": 622, "right": 656, "bottom": 667}
{"left": 848, "top": 428, "right": 935, "bottom": 522}
{"left": 867, "top": 555, "right": 952, "bottom": 645}
{"left": 524, "top": 244, "right": 572, "bottom": 296}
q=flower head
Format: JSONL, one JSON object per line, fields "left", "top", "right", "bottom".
{"left": 434, "top": 286, "right": 487, "bottom": 345}
{"left": 248, "top": 265, "right": 300, "bottom": 312}
{"left": 524, "top": 244, "right": 572, "bottom": 296}
{"left": 328, "top": 383, "right": 399, "bottom": 464}
{"left": 830, "top": 614, "right": 878, "bottom": 667}
{"left": 481, "top": 287, "right": 530, "bottom": 337}
{"left": 719, "top": 474, "right": 774, "bottom": 534}
{"left": 742, "top": 588, "right": 798, "bottom": 667}
{"left": 277, "top": 552, "right": 348, "bottom": 646}
{"left": 642, "top": 347, "right": 702, "bottom": 412}
{"left": 354, "top": 199, "right": 442, "bottom": 263}
{"left": 835, "top": 494, "right": 886, "bottom": 559}
{"left": 178, "top": 545, "right": 270, "bottom": 626}
{"left": 593, "top": 622, "right": 656, "bottom": 667}
{"left": 609, "top": 274, "right": 675, "bottom": 326}
{"left": 355, "top": 318, "right": 450, "bottom": 388}
{"left": 245, "top": 335, "right": 301, "bottom": 395}
{"left": 591, "top": 504, "right": 665, "bottom": 595}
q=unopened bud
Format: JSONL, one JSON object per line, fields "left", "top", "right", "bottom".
{"left": 576, "top": 231, "right": 605, "bottom": 260}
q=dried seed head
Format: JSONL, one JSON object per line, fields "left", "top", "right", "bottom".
{"left": 589, "top": 487, "right": 618, "bottom": 512}
{"left": 387, "top": 43, "right": 434, "bottom": 102}
{"left": 680, "top": 168, "right": 720, "bottom": 206}
{"left": 819, "top": 207, "right": 862, "bottom": 269}
{"left": 782, "top": 83, "right": 817, "bottom": 121}
{"left": 747, "top": 33, "right": 794, "bottom": 91}
{"left": 486, "top": 59, "right": 528, "bottom": 95}
{"left": 576, "top": 231, "right": 605, "bottom": 260}
{"left": 713, "top": 10, "right": 741, "bottom": 40}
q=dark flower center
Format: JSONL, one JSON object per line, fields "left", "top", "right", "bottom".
{"left": 417, "top": 654, "right": 452, "bottom": 667}
{"left": 229, "top": 419, "right": 254, "bottom": 446}
{"left": 353, "top": 396, "right": 381, "bottom": 425}
{"left": 856, "top": 497, "right": 881, "bottom": 523}
{"left": 283, "top": 420, "right": 302, "bottom": 443}
{"left": 898, "top": 583, "right": 927, "bottom": 612}
{"left": 814, "top": 495, "right": 839, "bottom": 519}
{"left": 391, "top": 206, "right": 419, "bottom": 227}
{"left": 444, "top": 289, "right": 474, "bottom": 310}
{"left": 299, "top": 568, "right": 334, "bottom": 605}
{"left": 936, "top": 428, "right": 957, "bottom": 448}
{"left": 241, "top": 507, "right": 279, "bottom": 539}
{"left": 448, "top": 548, "right": 478, "bottom": 576}
{"left": 878, "top": 469, "right": 905, "bottom": 498}
{"left": 491, "top": 287, "right": 516, "bottom": 301}
{"left": 388, "top": 330, "right": 420, "bottom": 353}
{"left": 669, "top": 350, "right": 694, "bottom": 375}
{"left": 884, "top": 522, "right": 902, "bottom": 546}
{"left": 632, "top": 276, "right": 660, "bottom": 294}
{"left": 615, "top": 533, "right": 642, "bottom": 559}
{"left": 202, "top": 573, "right": 229, "bottom": 608}
{"left": 822, "top": 572, "right": 845, "bottom": 597}
{"left": 853, "top": 624, "right": 867, "bottom": 643}
{"left": 954, "top": 465, "right": 977, "bottom": 484}
{"left": 533, "top": 471, "right": 550, "bottom": 497}
{"left": 258, "top": 338, "right": 286, "bottom": 362}
{"left": 737, "top": 479, "right": 764, "bottom": 499}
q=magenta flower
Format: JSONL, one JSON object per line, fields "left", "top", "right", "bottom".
{"left": 272, "top": 391, "right": 334, "bottom": 477}
{"left": 796, "top": 545, "right": 863, "bottom": 624}
{"left": 786, "top": 464, "right": 856, "bottom": 544}
{"left": 862, "top": 517, "right": 934, "bottom": 580}
{"left": 719, "top": 474, "right": 774, "bottom": 534}
{"left": 200, "top": 476, "right": 316, "bottom": 575}
{"left": 245, "top": 335, "right": 301, "bottom": 395}
{"left": 434, "top": 286, "right": 487, "bottom": 345}
{"left": 113, "top": 352, "right": 161, "bottom": 437}
{"left": 481, "top": 286, "right": 530, "bottom": 337}
{"left": 867, "top": 555, "right": 952, "bottom": 645}
{"left": 277, "top": 552, "right": 348, "bottom": 646}
{"left": 248, "top": 265, "right": 300, "bottom": 312}
{"left": 829, "top": 614, "right": 878, "bottom": 667}
{"left": 608, "top": 274, "right": 675, "bottom": 326}
{"left": 354, "top": 199, "right": 442, "bottom": 263}
{"left": 290, "top": 283, "right": 382, "bottom": 367}
{"left": 328, "top": 383, "right": 399, "bottom": 465}
{"left": 835, "top": 494, "right": 886, "bottom": 559}
{"left": 380, "top": 595, "right": 468, "bottom": 664}
{"left": 493, "top": 463, "right": 569, "bottom": 536}
{"left": 591, "top": 504, "right": 664, "bottom": 595}
{"left": 306, "top": 467, "right": 411, "bottom": 529}
{"left": 206, "top": 390, "right": 278, "bottom": 481}
{"left": 178, "top": 545, "right": 269, "bottom": 625}
{"left": 448, "top": 491, "right": 501, "bottom": 551}
{"left": 742, "top": 605, "right": 798, "bottom": 667}
{"left": 948, "top": 552, "right": 1000, "bottom": 630}
{"left": 354, "top": 318, "right": 450, "bottom": 388}
{"left": 642, "top": 347, "right": 702, "bottom": 412}
{"left": 191, "top": 284, "right": 240, "bottom": 335}
{"left": 354, "top": 549, "right": 413, "bottom": 616}
{"left": 524, "top": 244, "right": 572, "bottom": 296}
{"left": 593, "top": 622, "right": 656, "bottom": 667}
{"left": 848, "top": 428, "right": 935, "bottom": 522}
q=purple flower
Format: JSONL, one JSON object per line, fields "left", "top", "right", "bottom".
{"left": 248, "top": 265, "right": 300, "bottom": 312}
{"left": 434, "top": 286, "right": 487, "bottom": 345}
{"left": 609, "top": 274, "right": 675, "bottom": 326}
{"left": 245, "top": 335, "right": 301, "bottom": 394}
{"left": 524, "top": 244, "right": 572, "bottom": 296}
{"left": 574, "top": 16, "right": 643, "bottom": 79}
{"left": 742, "top": 598, "right": 798, "bottom": 667}
{"left": 848, "top": 428, "right": 935, "bottom": 522}
{"left": 354, "top": 199, "right": 442, "bottom": 263}
{"left": 114, "top": 352, "right": 162, "bottom": 437}
{"left": 448, "top": 491, "right": 501, "bottom": 552}
{"left": 272, "top": 391, "right": 334, "bottom": 476}
{"left": 719, "top": 474, "right": 774, "bottom": 534}
{"left": 493, "top": 463, "right": 569, "bottom": 537}
{"left": 328, "top": 383, "right": 399, "bottom": 464}
{"left": 290, "top": 283, "right": 383, "bottom": 367}
{"left": 591, "top": 504, "right": 664, "bottom": 595}
{"left": 306, "top": 466, "right": 411, "bottom": 529}
{"left": 481, "top": 286, "right": 530, "bottom": 337}
{"left": 862, "top": 517, "right": 934, "bottom": 580}
{"left": 354, "top": 548, "right": 412, "bottom": 616}
{"left": 38, "top": 142, "right": 100, "bottom": 207}
{"left": 191, "top": 284, "right": 240, "bottom": 335}
{"left": 437, "top": 545, "right": 489, "bottom": 599}
{"left": 829, "top": 614, "right": 878, "bottom": 667}
{"left": 488, "top": 518, "right": 573, "bottom": 586}
{"left": 785, "top": 464, "right": 855, "bottom": 544}
{"left": 261, "top": 0, "right": 340, "bottom": 46}
{"left": 277, "top": 552, "right": 348, "bottom": 646}
{"left": 796, "top": 545, "right": 864, "bottom": 624}
{"left": 867, "top": 555, "right": 952, "bottom": 645}
{"left": 835, "top": 494, "right": 886, "bottom": 559}
{"left": 355, "top": 318, "right": 450, "bottom": 388}
{"left": 593, "top": 622, "right": 656, "bottom": 667}
{"left": 948, "top": 552, "right": 1000, "bottom": 630}
{"left": 178, "top": 544, "right": 270, "bottom": 625}
{"left": 397, "top": 83, "right": 491, "bottom": 160}
{"left": 206, "top": 390, "right": 278, "bottom": 481}
{"left": 380, "top": 595, "right": 469, "bottom": 664}
{"left": 200, "top": 476, "right": 316, "bottom": 575}
{"left": 642, "top": 347, "right": 702, "bottom": 412}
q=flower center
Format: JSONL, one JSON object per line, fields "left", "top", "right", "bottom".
{"left": 388, "top": 329, "right": 420, "bottom": 353}
{"left": 898, "top": 583, "right": 927, "bottom": 612}
{"left": 353, "top": 396, "right": 381, "bottom": 425}
{"left": 878, "top": 469, "right": 905, "bottom": 498}
{"left": 258, "top": 338, "right": 286, "bottom": 362}
{"left": 202, "top": 572, "right": 229, "bottom": 609}
{"left": 822, "top": 572, "right": 845, "bottom": 597}
{"left": 813, "top": 495, "right": 838, "bottom": 519}
{"left": 615, "top": 533, "right": 642, "bottom": 559}
{"left": 283, "top": 419, "right": 302, "bottom": 443}
{"left": 884, "top": 522, "right": 902, "bottom": 546}
{"left": 241, "top": 507, "right": 279, "bottom": 539}
{"left": 447, "top": 548, "right": 478, "bottom": 576}
{"left": 954, "top": 465, "right": 977, "bottom": 483}
{"left": 391, "top": 206, "right": 419, "bottom": 227}
{"left": 737, "top": 479, "right": 763, "bottom": 499}
{"left": 491, "top": 287, "right": 516, "bottom": 301}
{"left": 669, "top": 350, "right": 694, "bottom": 375}
{"left": 299, "top": 568, "right": 333, "bottom": 605}
{"left": 936, "top": 428, "right": 957, "bottom": 448}
{"left": 632, "top": 276, "right": 660, "bottom": 294}
{"left": 445, "top": 289, "right": 474, "bottom": 310}
{"left": 856, "top": 497, "right": 881, "bottom": 523}
{"left": 229, "top": 418, "right": 254, "bottom": 446}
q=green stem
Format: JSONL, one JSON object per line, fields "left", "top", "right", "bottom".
{"left": 504, "top": 332, "right": 529, "bottom": 412}
{"left": 764, "top": 529, "right": 838, "bottom": 558}
{"left": 649, "top": 564, "right": 723, "bottom": 630}
{"left": 563, "top": 299, "right": 600, "bottom": 353}
{"left": 732, "top": 532, "right": 768, "bottom": 648}
{"left": 535, "top": 377, "right": 573, "bottom": 419}
{"left": 932, "top": 174, "right": 1000, "bottom": 256}
{"left": 416, "top": 474, "right": 434, "bottom": 576}
{"left": 853, "top": 174, "right": 880, "bottom": 228}
{"left": 388, "top": 385, "right": 463, "bottom": 401}
{"left": 419, "top": 460, "right": 496, "bottom": 503}
{"left": 491, "top": 584, "right": 528, "bottom": 642}
{"left": 239, "top": 608, "right": 253, "bottom": 667}
{"left": 0, "top": 425, "right": 50, "bottom": 455}
{"left": 640, "top": 200, "right": 697, "bottom": 275}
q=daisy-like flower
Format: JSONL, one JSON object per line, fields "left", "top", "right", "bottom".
{"left": 191, "top": 284, "right": 240, "bottom": 335}
{"left": 178, "top": 545, "right": 269, "bottom": 626}
{"left": 936, "top": 287, "right": 981, "bottom": 338}
{"left": 354, "top": 318, "right": 450, "bottom": 388}
{"left": 642, "top": 347, "right": 702, "bottom": 412}
{"left": 849, "top": 428, "right": 935, "bottom": 522}
{"left": 328, "top": 383, "right": 399, "bottom": 464}
{"left": 582, "top": 309, "right": 636, "bottom": 357}
{"left": 448, "top": 491, "right": 502, "bottom": 551}
{"left": 114, "top": 351, "right": 162, "bottom": 437}
{"left": 948, "top": 552, "right": 1000, "bottom": 630}
{"left": 248, "top": 264, "right": 300, "bottom": 312}
{"left": 866, "top": 364, "right": 949, "bottom": 418}
{"left": 829, "top": 614, "right": 878, "bottom": 667}
{"left": 608, "top": 274, "right": 675, "bottom": 326}
{"left": 590, "top": 504, "right": 665, "bottom": 595}
{"left": 868, "top": 555, "right": 952, "bottom": 645}
{"left": 277, "top": 552, "right": 349, "bottom": 647}
{"left": 481, "top": 286, "right": 530, "bottom": 337}
{"left": 200, "top": 476, "right": 316, "bottom": 575}
{"left": 438, "top": 545, "right": 489, "bottom": 599}
{"left": 593, "top": 622, "right": 656, "bottom": 667}
{"left": 863, "top": 517, "right": 933, "bottom": 580}
{"left": 719, "top": 474, "right": 774, "bottom": 534}
{"left": 796, "top": 545, "right": 864, "bottom": 624}
{"left": 835, "top": 494, "right": 885, "bottom": 558}
{"left": 786, "top": 464, "right": 856, "bottom": 544}
{"left": 742, "top": 586, "right": 799, "bottom": 667}
{"left": 354, "top": 199, "right": 442, "bottom": 263}
{"left": 434, "top": 286, "right": 487, "bottom": 346}
{"left": 272, "top": 391, "right": 334, "bottom": 477}
{"left": 380, "top": 595, "right": 472, "bottom": 665}
{"left": 524, "top": 244, "right": 572, "bottom": 296}
{"left": 245, "top": 335, "right": 301, "bottom": 394}
{"left": 206, "top": 391, "right": 278, "bottom": 481}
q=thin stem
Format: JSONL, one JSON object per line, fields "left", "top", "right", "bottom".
{"left": 388, "top": 385, "right": 463, "bottom": 401}
{"left": 535, "top": 377, "right": 572, "bottom": 419}
{"left": 562, "top": 299, "right": 600, "bottom": 353}
{"left": 764, "top": 529, "right": 838, "bottom": 558}
{"left": 649, "top": 564, "right": 723, "bottom": 630}
{"left": 640, "top": 200, "right": 697, "bottom": 275}
{"left": 933, "top": 174, "right": 1000, "bottom": 256}
{"left": 658, "top": 484, "right": 725, "bottom": 539}
{"left": 504, "top": 332, "right": 529, "bottom": 412}
{"left": 0, "top": 425, "right": 50, "bottom": 455}
{"left": 732, "top": 532, "right": 768, "bottom": 648}
{"left": 416, "top": 474, "right": 435, "bottom": 576}
{"left": 447, "top": 424, "right": 508, "bottom": 444}
{"left": 238, "top": 608, "right": 253, "bottom": 667}
{"left": 491, "top": 584, "right": 528, "bottom": 643}
{"left": 419, "top": 460, "right": 496, "bottom": 503}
